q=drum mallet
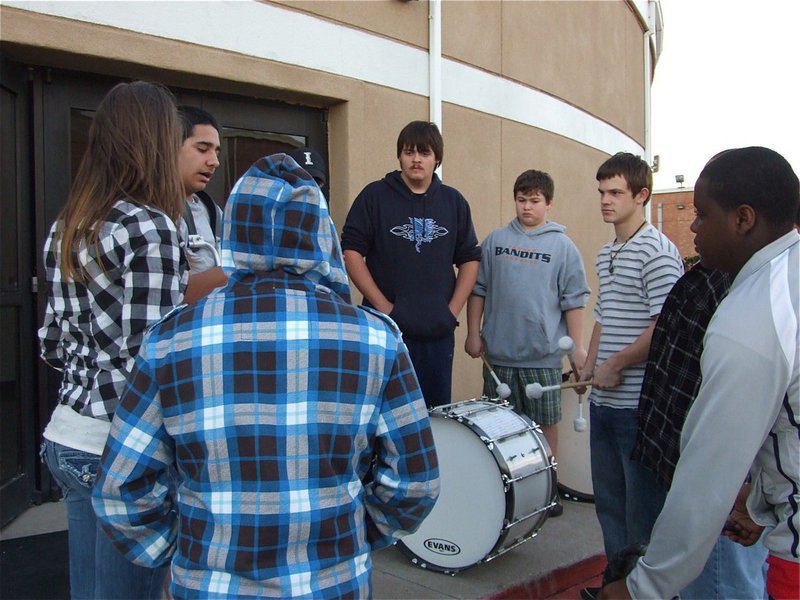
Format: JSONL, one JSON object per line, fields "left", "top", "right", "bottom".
{"left": 525, "top": 380, "right": 593, "bottom": 400}
{"left": 481, "top": 354, "right": 511, "bottom": 399}
{"left": 558, "top": 335, "right": 588, "bottom": 432}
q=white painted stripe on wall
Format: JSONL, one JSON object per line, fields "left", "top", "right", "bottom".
{"left": 443, "top": 60, "right": 642, "bottom": 155}
{"left": 5, "top": 0, "right": 643, "bottom": 155}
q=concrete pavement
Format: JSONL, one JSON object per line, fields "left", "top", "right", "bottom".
{"left": 372, "top": 500, "right": 603, "bottom": 599}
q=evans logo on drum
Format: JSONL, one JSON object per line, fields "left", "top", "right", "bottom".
{"left": 423, "top": 538, "right": 461, "bottom": 555}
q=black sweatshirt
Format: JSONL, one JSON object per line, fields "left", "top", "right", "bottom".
{"left": 341, "top": 171, "right": 481, "bottom": 341}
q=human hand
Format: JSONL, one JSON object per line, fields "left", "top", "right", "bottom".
{"left": 598, "top": 579, "right": 631, "bottom": 600}
{"left": 575, "top": 364, "right": 594, "bottom": 395}
{"left": 723, "top": 482, "right": 764, "bottom": 546}
{"left": 572, "top": 347, "right": 588, "bottom": 376}
{"left": 464, "top": 333, "right": 483, "bottom": 358}
{"left": 592, "top": 360, "right": 623, "bottom": 389}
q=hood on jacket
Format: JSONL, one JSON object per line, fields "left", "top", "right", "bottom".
{"left": 220, "top": 153, "right": 351, "bottom": 302}
{"left": 382, "top": 170, "right": 442, "bottom": 200}
{"left": 509, "top": 218, "right": 566, "bottom": 237}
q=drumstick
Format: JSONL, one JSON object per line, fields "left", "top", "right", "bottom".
{"left": 558, "top": 336, "right": 588, "bottom": 432}
{"left": 525, "top": 380, "right": 593, "bottom": 400}
{"left": 558, "top": 336, "right": 580, "bottom": 380}
{"left": 480, "top": 354, "right": 511, "bottom": 399}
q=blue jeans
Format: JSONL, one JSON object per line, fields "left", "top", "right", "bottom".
{"left": 405, "top": 334, "right": 454, "bottom": 407}
{"left": 589, "top": 404, "right": 665, "bottom": 562}
{"left": 41, "top": 439, "right": 167, "bottom": 600}
{"left": 639, "top": 466, "right": 769, "bottom": 599}
{"left": 681, "top": 535, "right": 769, "bottom": 599}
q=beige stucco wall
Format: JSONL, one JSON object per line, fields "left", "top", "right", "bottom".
{"left": 1, "top": 0, "right": 648, "bottom": 402}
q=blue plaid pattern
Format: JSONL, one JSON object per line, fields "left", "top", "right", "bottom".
{"left": 93, "top": 154, "right": 439, "bottom": 599}
{"left": 39, "top": 200, "right": 187, "bottom": 420}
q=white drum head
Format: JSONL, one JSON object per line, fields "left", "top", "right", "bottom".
{"left": 397, "top": 414, "right": 505, "bottom": 571}
{"left": 555, "top": 388, "right": 593, "bottom": 500}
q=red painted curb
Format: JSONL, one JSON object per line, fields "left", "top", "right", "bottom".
{"left": 486, "top": 553, "right": 607, "bottom": 600}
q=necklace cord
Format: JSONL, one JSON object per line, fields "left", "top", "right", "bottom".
{"left": 609, "top": 221, "right": 647, "bottom": 273}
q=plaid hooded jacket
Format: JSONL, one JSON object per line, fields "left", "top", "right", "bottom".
{"left": 92, "top": 154, "right": 439, "bottom": 599}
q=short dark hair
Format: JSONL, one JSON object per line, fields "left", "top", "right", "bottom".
{"left": 178, "top": 105, "right": 220, "bottom": 141}
{"left": 513, "top": 170, "right": 554, "bottom": 201}
{"left": 396, "top": 121, "right": 443, "bottom": 167}
{"left": 699, "top": 146, "right": 799, "bottom": 228}
{"left": 596, "top": 152, "right": 653, "bottom": 205}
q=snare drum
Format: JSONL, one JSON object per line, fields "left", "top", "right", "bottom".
{"left": 397, "top": 398, "right": 556, "bottom": 573}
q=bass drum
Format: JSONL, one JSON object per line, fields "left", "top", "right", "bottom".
{"left": 555, "top": 388, "right": 594, "bottom": 502}
{"left": 397, "top": 399, "right": 556, "bottom": 573}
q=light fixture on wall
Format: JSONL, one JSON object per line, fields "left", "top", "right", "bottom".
{"left": 675, "top": 174, "right": 684, "bottom": 188}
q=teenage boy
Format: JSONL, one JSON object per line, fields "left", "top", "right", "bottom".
{"left": 579, "top": 153, "right": 683, "bottom": 596}
{"left": 631, "top": 263, "right": 769, "bottom": 599}
{"left": 287, "top": 146, "right": 328, "bottom": 190}
{"left": 177, "top": 105, "right": 227, "bottom": 303}
{"left": 465, "top": 169, "right": 590, "bottom": 517}
{"left": 600, "top": 147, "right": 800, "bottom": 600}
{"left": 92, "top": 154, "right": 440, "bottom": 599}
{"left": 341, "top": 121, "right": 481, "bottom": 407}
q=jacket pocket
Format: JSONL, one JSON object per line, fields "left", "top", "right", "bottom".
{"left": 391, "top": 293, "right": 457, "bottom": 340}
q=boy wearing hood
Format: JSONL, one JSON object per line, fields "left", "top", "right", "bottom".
{"left": 341, "top": 121, "right": 481, "bottom": 408}
{"left": 92, "top": 154, "right": 440, "bottom": 599}
{"left": 465, "top": 169, "right": 590, "bottom": 517}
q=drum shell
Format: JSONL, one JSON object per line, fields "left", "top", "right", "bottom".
{"left": 397, "top": 399, "right": 555, "bottom": 573}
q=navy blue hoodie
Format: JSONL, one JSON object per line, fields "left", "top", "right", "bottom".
{"left": 341, "top": 171, "right": 480, "bottom": 341}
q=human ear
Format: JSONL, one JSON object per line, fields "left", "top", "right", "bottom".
{"left": 733, "top": 204, "right": 757, "bottom": 234}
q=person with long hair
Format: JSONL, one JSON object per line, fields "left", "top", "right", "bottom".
{"left": 38, "top": 80, "right": 187, "bottom": 599}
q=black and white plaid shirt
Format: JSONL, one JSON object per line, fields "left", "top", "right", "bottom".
{"left": 632, "top": 265, "right": 732, "bottom": 487}
{"left": 39, "top": 199, "right": 188, "bottom": 421}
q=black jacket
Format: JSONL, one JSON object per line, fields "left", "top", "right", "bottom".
{"left": 341, "top": 171, "right": 480, "bottom": 340}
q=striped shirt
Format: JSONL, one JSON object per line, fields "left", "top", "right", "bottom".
{"left": 93, "top": 155, "right": 439, "bottom": 599}
{"left": 589, "top": 225, "right": 683, "bottom": 409}
{"left": 39, "top": 200, "right": 187, "bottom": 421}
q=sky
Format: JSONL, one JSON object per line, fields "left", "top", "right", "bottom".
{"left": 650, "top": 1, "right": 800, "bottom": 191}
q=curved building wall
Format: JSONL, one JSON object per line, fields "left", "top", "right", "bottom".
{"left": 1, "top": 0, "right": 655, "bottom": 403}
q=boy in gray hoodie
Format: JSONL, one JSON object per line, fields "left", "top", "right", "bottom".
{"left": 466, "top": 170, "right": 590, "bottom": 515}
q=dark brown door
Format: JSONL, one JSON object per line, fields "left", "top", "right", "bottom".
{"left": 0, "top": 58, "right": 36, "bottom": 526}
{"left": 2, "top": 64, "right": 328, "bottom": 522}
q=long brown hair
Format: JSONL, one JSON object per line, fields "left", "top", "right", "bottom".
{"left": 57, "top": 80, "right": 184, "bottom": 281}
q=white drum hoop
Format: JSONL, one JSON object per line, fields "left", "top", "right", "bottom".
{"left": 397, "top": 398, "right": 556, "bottom": 573}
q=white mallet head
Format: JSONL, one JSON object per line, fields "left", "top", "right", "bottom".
{"left": 525, "top": 382, "right": 544, "bottom": 400}
{"left": 558, "top": 336, "right": 575, "bottom": 355}
{"left": 573, "top": 415, "right": 587, "bottom": 432}
{"left": 573, "top": 401, "right": 587, "bottom": 432}
{"left": 496, "top": 382, "right": 511, "bottom": 399}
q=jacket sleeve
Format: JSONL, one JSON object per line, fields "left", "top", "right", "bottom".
{"left": 452, "top": 193, "right": 481, "bottom": 266}
{"left": 471, "top": 233, "right": 493, "bottom": 297}
{"left": 118, "top": 214, "right": 185, "bottom": 373}
{"left": 92, "top": 349, "right": 177, "bottom": 568}
{"left": 364, "top": 339, "right": 440, "bottom": 549}
{"left": 626, "top": 324, "right": 787, "bottom": 598}
{"left": 340, "top": 186, "right": 374, "bottom": 256}
{"left": 559, "top": 239, "right": 591, "bottom": 311}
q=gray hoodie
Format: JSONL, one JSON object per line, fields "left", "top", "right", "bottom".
{"left": 473, "top": 218, "right": 589, "bottom": 368}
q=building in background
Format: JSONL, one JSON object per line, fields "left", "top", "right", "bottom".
{"left": 0, "top": 0, "right": 663, "bottom": 522}
{"left": 651, "top": 188, "right": 696, "bottom": 261}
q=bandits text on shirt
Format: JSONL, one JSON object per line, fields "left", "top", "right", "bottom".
{"left": 495, "top": 245, "right": 551, "bottom": 263}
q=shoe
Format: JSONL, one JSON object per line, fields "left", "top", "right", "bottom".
{"left": 580, "top": 587, "right": 600, "bottom": 600}
{"left": 549, "top": 499, "right": 564, "bottom": 517}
